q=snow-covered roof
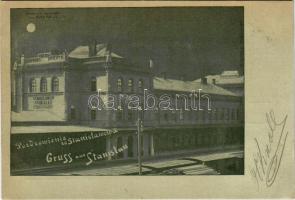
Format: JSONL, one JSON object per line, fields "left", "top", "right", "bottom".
{"left": 153, "top": 77, "right": 239, "bottom": 96}
{"left": 68, "top": 44, "right": 123, "bottom": 59}
{"left": 194, "top": 70, "right": 244, "bottom": 85}
{"left": 221, "top": 70, "right": 240, "bottom": 77}
{"left": 11, "top": 125, "right": 109, "bottom": 134}
{"left": 12, "top": 111, "right": 66, "bottom": 122}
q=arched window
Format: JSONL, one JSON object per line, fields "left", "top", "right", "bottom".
{"left": 91, "top": 77, "right": 97, "bottom": 92}
{"left": 52, "top": 77, "right": 59, "bottom": 92}
{"left": 128, "top": 79, "right": 134, "bottom": 92}
{"left": 29, "top": 78, "right": 37, "bottom": 93}
{"left": 117, "top": 77, "right": 123, "bottom": 92}
{"left": 138, "top": 79, "right": 144, "bottom": 91}
{"left": 40, "top": 77, "right": 47, "bottom": 92}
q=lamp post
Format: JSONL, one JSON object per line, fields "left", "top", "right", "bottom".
{"left": 137, "top": 106, "right": 143, "bottom": 175}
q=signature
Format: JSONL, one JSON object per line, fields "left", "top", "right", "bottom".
{"left": 250, "top": 110, "right": 289, "bottom": 188}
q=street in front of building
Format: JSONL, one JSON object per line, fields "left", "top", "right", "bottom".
{"left": 14, "top": 149, "right": 243, "bottom": 176}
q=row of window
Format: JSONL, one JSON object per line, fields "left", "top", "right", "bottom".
{"left": 154, "top": 131, "right": 243, "bottom": 152}
{"left": 90, "top": 77, "right": 144, "bottom": 92}
{"left": 117, "top": 77, "right": 144, "bottom": 92}
{"left": 30, "top": 76, "right": 143, "bottom": 93}
{"left": 162, "top": 108, "right": 241, "bottom": 122}
{"left": 87, "top": 108, "right": 242, "bottom": 122}
{"left": 29, "top": 77, "right": 59, "bottom": 93}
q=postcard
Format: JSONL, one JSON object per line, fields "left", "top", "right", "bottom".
{"left": 1, "top": 1, "right": 294, "bottom": 199}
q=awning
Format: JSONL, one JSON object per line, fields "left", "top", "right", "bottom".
{"left": 11, "top": 125, "right": 110, "bottom": 134}
{"left": 12, "top": 111, "right": 66, "bottom": 122}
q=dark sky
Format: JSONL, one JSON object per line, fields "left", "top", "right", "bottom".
{"left": 11, "top": 7, "right": 244, "bottom": 80}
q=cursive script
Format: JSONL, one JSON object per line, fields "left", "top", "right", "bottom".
{"left": 250, "top": 110, "right": 289, "bottom": 188}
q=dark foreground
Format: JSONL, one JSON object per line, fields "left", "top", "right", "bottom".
{"left": 12, "top": 149, "right": 244, "bottom": 176}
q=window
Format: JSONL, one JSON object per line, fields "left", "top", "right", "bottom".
{"left": 217, "top": 108, "right": 221, "bottom": 120}
{"left": 140, "top": 109, "right": 145, "bottom": 120}
{"left": 197, "top": 133, "right": 203, "bottom": 146}
{"left": 127, "top": 110, "right": 134, "bottom": 121}
{"left": 29, "top": 78, "right": 37, "bottom": 93}
{"left": 117, "top": 108, "right": 124, "bottom": 120}
{"left": 117, "top": 78, "right": 123, "bottom": 92}
{"left": 179, "top": 109, "right": 184, "bottom": 120}
{"left": 231, "top": 109, "right": 235, "bottom": 120}
{"left": 128, "top": 79, "right": 133, "bottom": 92}
{"left": 91, "top": 77, "right": 97, "bottom": 92}
{"left": 117, "top": 137, "right": 123, "bottom": 158}
{"left": 138, "top": 79, "right": 144, "bottom": 91}
{"left": 214, "top": 109, "right": 218, "bottom": 121}
{"left": 222, "top": 108, "right": 226, "bottom": 120}
{"left": 202, "top": 111, "right": 206, "bottom": 121}
{"left": 52, "top": 77, "right": 59, "bottom": 92}
{"left": 70, "top": 106, "right": 76, "bottom": 120}
{"left": 164, "top": 113, "right": 169, "bottom": 121}
{"left": 40, "top": 77, "right": 47, "bottom": 92}
{"left": 127, "top": 136, "right": 133, "bottom": 157}
{"left": 90, "top": 109, "right": 96, "bottom": 120}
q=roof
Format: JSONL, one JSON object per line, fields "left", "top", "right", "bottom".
{"left": 175, "top": 164, "right": 219, "bottom": 175}
{"left": 68, "top": 44, "right": 123, "bottom": 59}
{"left": 11, "top": 125, "right": 109, "bottom": 134}
{"left": 56, "top": 164, "right": 152, "bottom": 175}
{"left": 153, "top": 77, "right": 239, "bottom": 97}
{"left": 194, "top": 70, "right": 244, "bottom": 85}
{"left": 221, "top": 70, "right": 239, "bottom": 77}
{"left": 195, "top": 75, "right": 244, "bottom": 85}
{"left": 12, "top": 111, "right": 66, "bottom": 122}
{"left": 186, "top": 150, "right": 244, "bottom": 162}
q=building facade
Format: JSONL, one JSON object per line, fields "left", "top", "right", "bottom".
{"left": 11, "top": 42, "right": 244, "bottom": 172}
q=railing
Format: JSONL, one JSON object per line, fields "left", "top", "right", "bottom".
{"left": 25, "top": 54, "right": 66, "bottom": 64}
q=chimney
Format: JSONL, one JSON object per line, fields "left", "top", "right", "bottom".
{"left": 88, "top": 40, "right": 97, "bottom": 57}
{"left": 20, "top": 54, "right": 25, "bottom": 66}
{"left": 149, "top": 59, "right": 154, "bottom": 69}
{"left": 106, "top": 43, "right": 112, "bottom": 63}
{"left": 212, "top": 78, "right": 216, "bottom": 84}
{"left": 201, "top": 77, "right": 207, "bottom": 84}
{"left": 161, "top": 72, "right": 167, "bottom": 79}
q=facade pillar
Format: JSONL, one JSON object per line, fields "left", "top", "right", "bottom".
{"left": 150, "top": 133, "right": 155, "bottom": 156}
{"left": 106, "top": 135, "right": 111, "bottom": 160}
{"left": 15, "top": 68, "right": 23, "bottom": 113}
{"left": 111, "top": 136, "right": 117, "bottom": 159}
{"left": 143, "top": 133, "right": 149, "bottom": 157}
{"left": 132, "top": 133, "right": 138, "bottom": 158}
{"left": 122, "top": 135, "right": 128, "bottom": 159}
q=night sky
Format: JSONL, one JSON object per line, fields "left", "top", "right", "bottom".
{"left": 11, "top": 7, "right": 244, "bottom": 80}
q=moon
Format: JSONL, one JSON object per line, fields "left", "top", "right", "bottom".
{"left": 26, "top": 23, "right": 36, "bottom": 33}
